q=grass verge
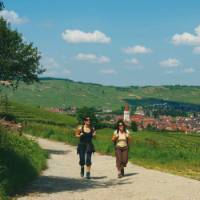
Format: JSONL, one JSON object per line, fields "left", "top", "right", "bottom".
{"left": 0, "top": 126, "right": 47, "bottom": 200}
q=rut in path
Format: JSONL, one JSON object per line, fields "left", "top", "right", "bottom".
{"left": 17, "top": 137, "right": 200, "bottom": 200}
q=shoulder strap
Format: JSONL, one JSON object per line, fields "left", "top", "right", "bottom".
{"left": 81, "top": 125, "right": 84, "bottom": 133}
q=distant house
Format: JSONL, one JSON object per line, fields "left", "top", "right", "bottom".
{"left": 102, "top": 108, "right": 113, "bottom": 113}
{"left": 142, "top": 117, "right": 156, "bottom": 128}
{"left": 135, "top": 106, "right": 145, "bottom": 116}
{"left": 0, "top": 81, "right": 11, "bottom": 86}
{"left": 115, "top": 115, "right": 123, "bottom": 121}
{"left": 131, "top": 115, "right": 144, "bottom": 123}
{"left": 47, "top": 108, "right": 64, "bottom": 113}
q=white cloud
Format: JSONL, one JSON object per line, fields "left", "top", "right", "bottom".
{"left": 172, "top": 25, "right": 200, "bottom": 45}
{"left": 100, "top": 69, "right": 117, "bottom": 75}
{"left": 0, "top": 9, "right": 28, "bottom": 24}
{"left": 183, "top": 68, "right": 195, "bottom": 74}
{"left": 160, "top": 58, "right": 180, "bottom": 68}
{"left": 62, "top": 30, "right": 111, "bottom": 44}
{"left": 125, "top": 58, "right": 139, "bottom": 65}
{"left": 123, "top": 45, "right": 152, "bottom": 54}
{"left": 41, "top": 56, "right": 71, "bottom": 78}
{"left": 97, "top": 56, "right": 111, "bottom": 63}
{"left": 193, "top": 47, "right": 200, "bottom": 54}
{"left": 195, "top": 26, "right": 200, "bottom": 35}
{"left": 75, "top": 53, "right": 110, "bottom": 63}
{"left": 41, "top": 57, "right": 59, "bottom": 69}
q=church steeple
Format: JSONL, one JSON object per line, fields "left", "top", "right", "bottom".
{"left": 124, "top": 104, "right": 130, "bottom": 122}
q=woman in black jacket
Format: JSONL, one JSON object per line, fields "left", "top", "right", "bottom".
{"left": 75, "top": 116, "right": 96, "bottom": 179}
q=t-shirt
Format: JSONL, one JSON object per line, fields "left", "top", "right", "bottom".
{"left": 114, "top": 130, "right": 129, "bottom": 147}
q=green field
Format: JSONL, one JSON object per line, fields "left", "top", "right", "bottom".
{"left": 95, "top": 129, "right": 200, "bottom": 180}
{"left": 0, "top": 100, "right": 200, "bottom": 195}
{"left": 3, "top": 79, "right": 200, "bottom": 109}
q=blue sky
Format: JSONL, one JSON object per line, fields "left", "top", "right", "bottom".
{"left": 1, "top": 0, "right": 200, "bottom": 86}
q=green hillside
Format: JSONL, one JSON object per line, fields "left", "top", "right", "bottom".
{"left": 0, "top": 102, "right": 200, "bottom": 181}
{"left": 3, "top": 78, "right": 200, "bottom": 109}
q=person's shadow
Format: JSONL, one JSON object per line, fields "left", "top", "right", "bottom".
{"left": 46, "top": 149, "right": 71, "bottom": 155}
{"left": 91, "top": 176, "right": 107, "bottom": 180}
{"left": 123, "top": 172, "right": 138, "bottom": 177}
{"left": 19, "top": 174, "right": 136, "bottom": 195}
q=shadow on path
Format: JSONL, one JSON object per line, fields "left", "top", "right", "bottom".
{"left": 22, "top": 175, "right": 134, "bottom": 195}
{"left": 91, "top": 176, "right": 107, "bottom": 180}
{"left": 45, "top": 149, "right": 71, "bottom": 155}
{"left": 124, "top": 173, "right": 138, "bottom": 177}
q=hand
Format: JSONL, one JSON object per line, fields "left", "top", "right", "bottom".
{"left": 80, "top": 132, "right": 84, "bottom": 136}
{"left": 125, "top": 133, "right": 129, "bottom": 138}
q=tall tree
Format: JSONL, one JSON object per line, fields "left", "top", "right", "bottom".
{"left": 0, "top": 0, "right": 4, "bottom": 11}
{"left": 131, "top": 121, "right": 138, "bottom": 132}
{"left": 76, "top": 107, "right": 98, "bottom": 127}
{"left": 0, "top": 17, "right": 44, "bottom": 89}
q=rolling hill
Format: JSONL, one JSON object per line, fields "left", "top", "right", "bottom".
{"left": 3, "top": 78, "right": 200, "bottom": 110}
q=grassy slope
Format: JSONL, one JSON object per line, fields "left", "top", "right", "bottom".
{"left": 0, "top": 102, "right": 76, "bottom": 199}
{"left": 0, "top": 127, "right": 47, "bottom": 200}
{"left": 5, "top": 102, "right": 77, "bottom": 128}
{"left": 4, "top": 80, "right": 200, "bottom": 109}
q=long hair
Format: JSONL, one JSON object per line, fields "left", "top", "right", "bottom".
{"left": 82, "top": 116, "right": 93, "bottom": 129}
{"left": 116, "top": 120, "right": 127, "bottom": 133}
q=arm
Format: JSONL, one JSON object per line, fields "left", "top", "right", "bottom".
{"left": 92, "top": 130, "right": 96, "bottom": 138}
{"left": 125, "top": 130, "right": 131, "bottom": 144}
{"left": 75, "top": 126, "right": 83, "bottom": 138}
{"left": 112, "top": 132, "right": 118, "bottom": 142}
{"left": 127, "top": 134, "right": 131, "bottom": 144}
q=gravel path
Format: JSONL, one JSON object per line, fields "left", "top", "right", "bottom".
{"left": 17, "top": 137, "right": 200, "bottom": 200}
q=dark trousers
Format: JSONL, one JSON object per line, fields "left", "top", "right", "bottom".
{"left": 78, "top": 146, "right": 92, "bottom": 166}
{"left": 115, "top": 146, "right": 128, "bottom": 170}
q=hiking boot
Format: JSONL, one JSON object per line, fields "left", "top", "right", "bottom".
{"left": 121, "top": 168, "right": 124, "bottom": 176}
{"left": 86, "top": 172, "right": 90, "bottom": 179}
{"left": 118, "top": 173, "right": 122, "bottom": 178}
{"left": 80, "top": 166, "right": 84, "bottom": 177}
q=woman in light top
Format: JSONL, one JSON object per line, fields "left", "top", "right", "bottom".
{"left": 75, "top": 116, "right": 96, "bottom": 179}
{"left": 112, "top": 120, "right": 131, "bottom": 178}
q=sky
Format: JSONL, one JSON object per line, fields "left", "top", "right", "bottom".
{"left": 1, "top": 0, "right": 200, "bottom": 86}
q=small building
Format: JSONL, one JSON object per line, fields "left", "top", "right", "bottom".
{"left": 0, "top": 81, "right": 11, "bottom": 86}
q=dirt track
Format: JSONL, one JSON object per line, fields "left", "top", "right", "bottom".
{"left": 17, "top": 137, "right": 200, "bottom": 200}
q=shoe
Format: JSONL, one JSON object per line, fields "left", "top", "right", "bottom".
{"left": 80, "top": 167, "right": 84, "bottom": 177}
{"left": 121, "top": 168, "right": 124, "bottom": 176}
{"left": 118, "top": 173, "right": 122, "bottom": 178}
{"left": 86, "top": 172, "right": 90, "bottom": 179}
